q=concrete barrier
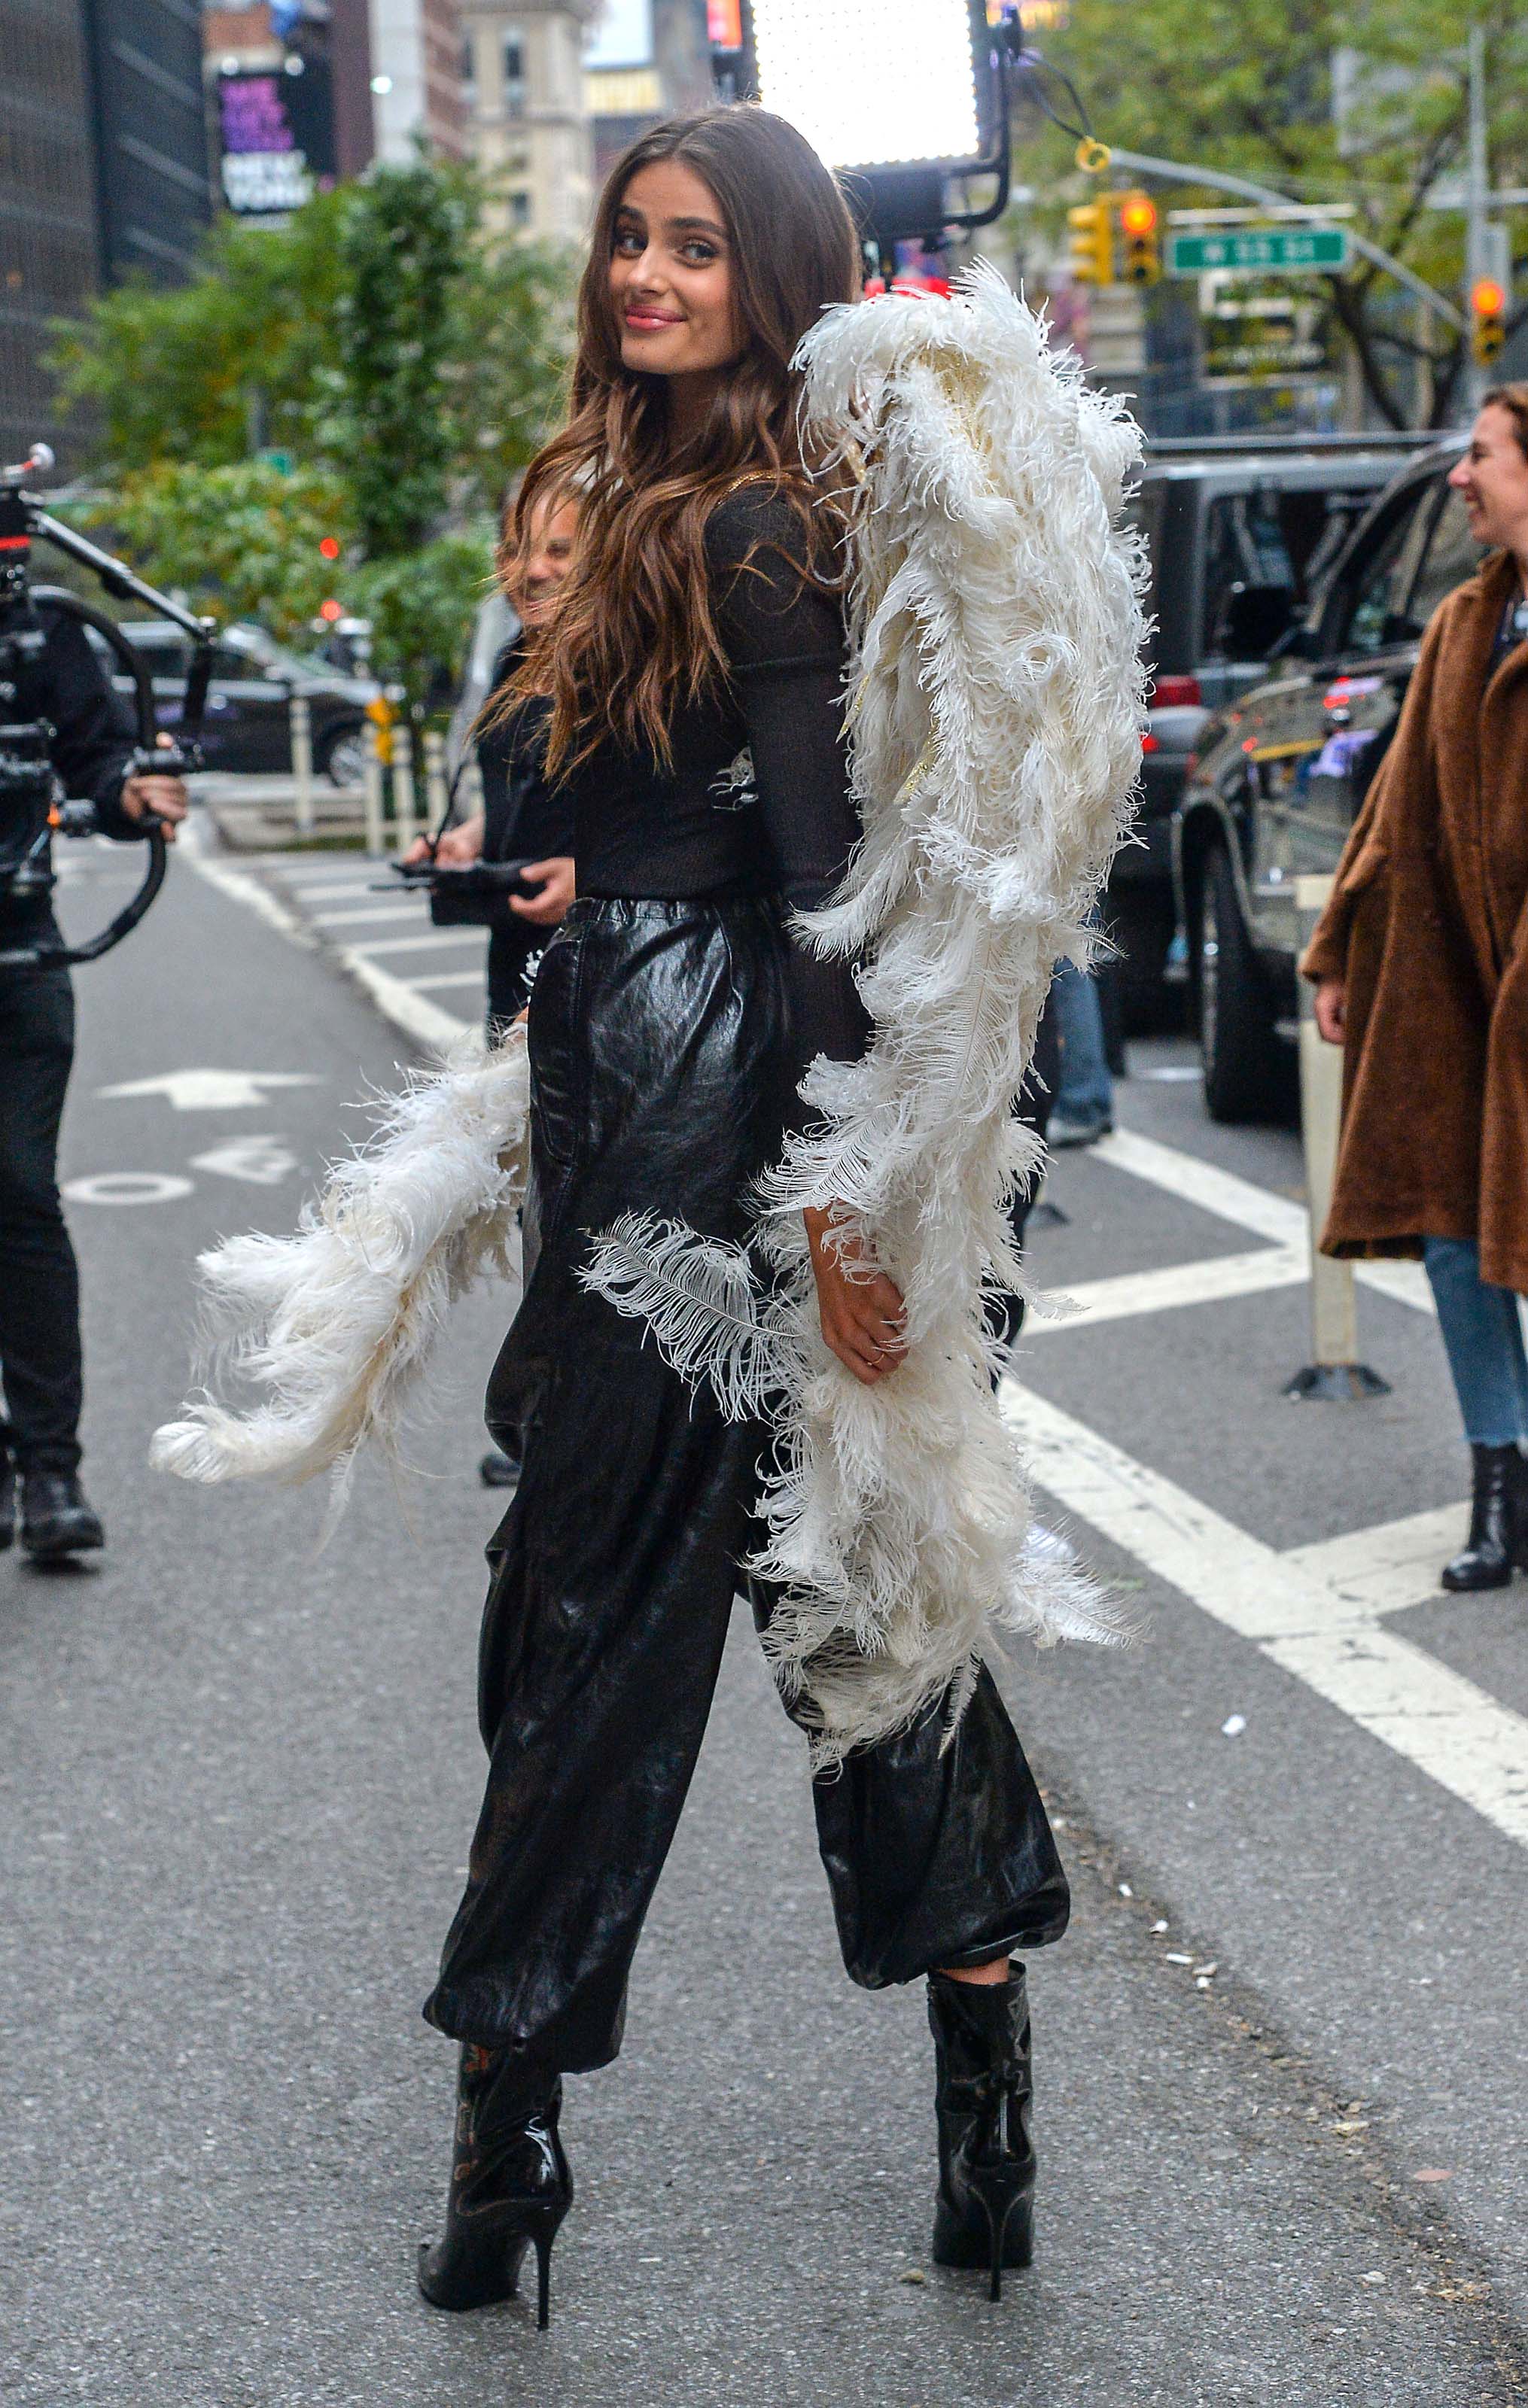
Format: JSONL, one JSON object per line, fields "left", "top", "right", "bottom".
{"left": 1284, "top": 873, "right": 1390, "bottom": 1400}
{"left": 390, "top": 722, "right": 417, "bottom": 857}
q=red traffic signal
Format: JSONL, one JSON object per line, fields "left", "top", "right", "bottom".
{"left": 1118, "top": 195, "right": 1158, "bottom": 240}
{"left": 318, "top": 535, "right": 342, "bottom": 561}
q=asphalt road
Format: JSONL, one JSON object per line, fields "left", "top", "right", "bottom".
{"left": 4, "top": 820, "right": 1526, "bottom": 2406}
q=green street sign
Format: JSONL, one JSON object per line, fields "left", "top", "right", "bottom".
{"left": 1167, "top": 227, "right": 1350, "bottom": 275}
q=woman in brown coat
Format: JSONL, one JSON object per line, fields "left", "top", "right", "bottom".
{"left": 1304, "top": 386, "right": 1528, "bottom": 1591}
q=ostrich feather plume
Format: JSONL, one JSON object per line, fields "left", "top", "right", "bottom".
{"left": 150, "top": 1030, "right": 531, "bottom": 1500}
{"left": 583, "top": 264, "right": 1150, "bottom": 1762}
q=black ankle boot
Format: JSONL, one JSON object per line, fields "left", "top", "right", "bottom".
{"left": 927, "top": 1963, "right": 1036, "bottom": 2299}
{"left": 1441, "top": 1443, "right": 1527, "bottom": 1592}
{"left": 418, "top": 2046, "right": 571, "bottom": 2325}
{"left": 20, "top": 1470, "right": 103, "bottom": 1559}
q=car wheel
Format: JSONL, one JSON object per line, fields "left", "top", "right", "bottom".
{"left": 1196, "top": 843, "right": 1289, "bottom": 1123}
{"left": 319, "top": 722, "right": 369, "bottom": 788}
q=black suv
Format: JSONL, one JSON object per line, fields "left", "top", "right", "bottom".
{"left": 93, "top": 620, "right": 379, "bottom": 786}
{"left": 1110, "top": 435, "right": 1433, "bottom": 1025}
{"left": 1171, "top": 439, "right": 1469, "bottom": 1120}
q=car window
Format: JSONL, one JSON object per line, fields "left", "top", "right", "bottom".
{"left": 122, "top": 628, "right": 191, "bottom": 677}
{"left": 1200, "top": 484, "right": 1374, "bottom": 658}
{"left": 1340, "top": 482, "right": 1440, "bottom": 655}
{"left": 1405, "top": 488, "right": 1480, "bottom": 628}
{"left": 211, "top": 643, "right": 262, "bottom": 680}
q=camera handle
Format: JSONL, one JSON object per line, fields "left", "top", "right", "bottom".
{"left": 0, "top": 551, "right": 212, "bottom": 968}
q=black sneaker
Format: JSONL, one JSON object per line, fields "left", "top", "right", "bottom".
{"left": 479, "top": 1449, "right": 521, "bottom": 1490}
{"left": 20, "top": 1472, "right": 105, "bottom": 1560}
{"left": 0, "top": 1457, "right": 14, "bottom": 1552}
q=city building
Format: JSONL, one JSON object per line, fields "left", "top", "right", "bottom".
{"left": 458, "top": 1, "right": 598, "bottom": 242}
{"left": 367, "top": 0, "right": 468, "bottom": 161}
{"left": 0, "top": 0, "right": 214, "bottom": 470}
{"left": 586, "top": 0, "right": 712, "bottom": 187}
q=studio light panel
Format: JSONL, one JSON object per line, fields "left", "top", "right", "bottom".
{"left": 749, "top": 0, "right": 984, "bottom": 172}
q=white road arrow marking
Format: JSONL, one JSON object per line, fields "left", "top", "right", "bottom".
{"left": 97, "top": 1071, "right": 321, "bottom": 1112}
{"left": 190, "top": 1134, "right": 298, "bottom": 1186}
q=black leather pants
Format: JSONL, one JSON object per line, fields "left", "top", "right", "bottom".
{"left": 423, "top": 899, "right": 1068, "bottom": 2078}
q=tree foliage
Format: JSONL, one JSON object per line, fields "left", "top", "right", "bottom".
{"left": 46, "top": 157, "right": 573, "bottom": 701}
{"left": 1055, "top": 0, "right": 1528, "bottom": 424}
{"left": 67, "top": 460, "right": 352, "bottom": 642}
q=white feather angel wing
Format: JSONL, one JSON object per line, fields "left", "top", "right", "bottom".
{"left": 583, "top": 265, "right": 1150, "bottom": 1763}
{"left": 151, "top": 1029, "right": 532, "bottom": 1498}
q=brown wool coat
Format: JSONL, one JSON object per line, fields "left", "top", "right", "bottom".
{"left": 1301, "top": 549, "right": 1528, "bottom": 1294}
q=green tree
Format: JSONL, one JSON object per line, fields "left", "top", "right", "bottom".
{"left": 65, "top": 459, "right": 352, "bottom": 641}
{"left": 1053, "top": 0, "right": 1528, "bottom": 424}
{"left": 46, "top": 157, "right": 573, "bottom": 701}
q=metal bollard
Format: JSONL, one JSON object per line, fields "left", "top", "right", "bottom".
{"left": 362, "top": 722, "right": 386, "bottom": 857}
{"left": 1283, "top": 873, "right": 1390, "bottom": 1400}
{"left": 457, "top": 752, "right": 485, "bottom": 822}
{"left": 390, "top": 721, "right": 417, "bottom": 857}
{"left": 422, "top": 728, "right": 449, "bottom": 832}
{"left": 290, "top": 693, "right": 315, "bottom": 838}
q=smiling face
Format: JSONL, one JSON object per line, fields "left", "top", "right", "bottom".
{"left": 516, "top": 496, "right": 579, "bottom": 628}
{"left": 1447, "top": 402, "right": 1528, "bottom": 561}
{"left": 608, "top": 158, "right": 743, "bottom": 388}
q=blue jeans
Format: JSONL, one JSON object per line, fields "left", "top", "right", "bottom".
{"left": 1423, "top": 1237, "right": 1528, "bottom": 1447}
{"left": 1052, "top": 958, "right": 1113, "bottom": 1123}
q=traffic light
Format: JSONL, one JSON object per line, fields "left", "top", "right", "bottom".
{"left": 1067, "top": 200, "right": 1114, "bottom": 286}
{"left": 1118, "top": 192, "right": 1161, "bottom": 286}
{"left": 1472, "top": 275, "right": 1507, "bottom": 365}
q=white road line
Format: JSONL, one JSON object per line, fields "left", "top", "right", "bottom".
{"left": 285, "top": 877, "right": 382, "bottom": 901}
{"left": 184, "top": 843, "right": 316, "bottom": 949}
{"left": 312, "top": 904, "right": 427, "bottom": 927}
{"left": 335, "top": 951, "right": 469, "bottom": 1050}
{"left": 1285, "top": 1507, "right": 1466, "bottom": 1616}
{"left": 1094, "top": 1126, "right": 1434, "bottom": 1317}
{"left": 1033, "top": 1246, "right": 1308, "bottom": 1331}
{"left": 1001, "top": 1377, "right": 1528, "bottom": 1848}
{"left": 348, "top": 931, "right": 489, "bottom": 957}
{"left": 406, "top": 971, "right": 490, "bottom": 992}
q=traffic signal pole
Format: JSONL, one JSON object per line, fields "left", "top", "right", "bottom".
{"left": 1096, "top": 145, "right": 1467, "bottom": 337}
{"left": 1466, "top": 22, "right": 1492, "bottom": 409}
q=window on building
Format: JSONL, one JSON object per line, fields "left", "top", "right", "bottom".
{"left": 504, "top": 32, "right": 526, "bottom": 117}
{"left": 461, "top": 34, "right": 476, "bottom": 90}
{"left": 509, "top": 189, "right": 532, "bottom": 227}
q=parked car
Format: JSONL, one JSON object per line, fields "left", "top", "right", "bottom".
{"left": 1170, "top": 437, "right": 1469, "bottom": 1121}
{"left": 1109, "top": 433, "right": 1435, "bottom": 1027}
{"left": 93, "top": 620, "right": 382, "bottom": 786}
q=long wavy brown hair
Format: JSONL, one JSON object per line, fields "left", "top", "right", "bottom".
{"left": 502, "top": 105, "right": 861, "bottom": 771}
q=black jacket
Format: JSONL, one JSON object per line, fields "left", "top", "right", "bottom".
{"left": 477, "top": 641, "right": 572, "bottom": 1030}
{"left": 2, "top": 604, "right": 138, "bottom": 932}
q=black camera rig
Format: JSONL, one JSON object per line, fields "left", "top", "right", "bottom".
{"left": 0, "top": 442, "right": 216, "bottom": 971}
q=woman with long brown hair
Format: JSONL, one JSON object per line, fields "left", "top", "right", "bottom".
{"left": 415, "top": 106, "right": 1069, "bottom": 2326}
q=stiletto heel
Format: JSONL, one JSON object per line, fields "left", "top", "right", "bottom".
{"left": 531, "top": 2212, "right": 556, "bottom": 2329}
{"left": 927, "top": 1963, "right": 1038, "bottom": 2296}
{"left": 418, "top": 2047, "right": 571, "bottom": 2324}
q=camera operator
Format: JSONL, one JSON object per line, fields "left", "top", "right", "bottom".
{"left": 1, "top": 601, "right": 187, "bottom": 1560}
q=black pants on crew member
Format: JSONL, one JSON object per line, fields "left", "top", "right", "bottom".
{"left": 0, "top": 963, "right": 83, "bottom": 1476}
{"left": 424, "top": 898, "right": 1070, "bottom": 2086}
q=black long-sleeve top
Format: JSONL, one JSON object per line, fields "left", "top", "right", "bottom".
{"left": 477, "top": 637, "right": 573, "bottom": 1028}
{"left": 569, "top": 485, "right": 868, "bottom": 1077}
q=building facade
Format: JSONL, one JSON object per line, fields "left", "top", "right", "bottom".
{"left": 0, "top": 0, "right": 214, "bottom": 470}
{"left": 458, "top": 1, "right": 596, "bottom": 244}
{"left": 369, "top": 0, "right": 467, "bottom": 162}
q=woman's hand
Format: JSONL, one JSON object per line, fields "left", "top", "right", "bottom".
{"left": 403, "top": 816, "right": 484, "bottom": 868}
{"left": 510, "top": 856, "right": 577, "bottom": 926}
{"left": 804, "top": 1204, "right": 907, "bottom": 1386}
{"left": 1313, "top": 977, "right": 1346, "bottom": 1044}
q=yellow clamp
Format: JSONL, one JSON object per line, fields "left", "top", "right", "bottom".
{"left": 1076, "top": 138, "right": 1112, "bottom": 174}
